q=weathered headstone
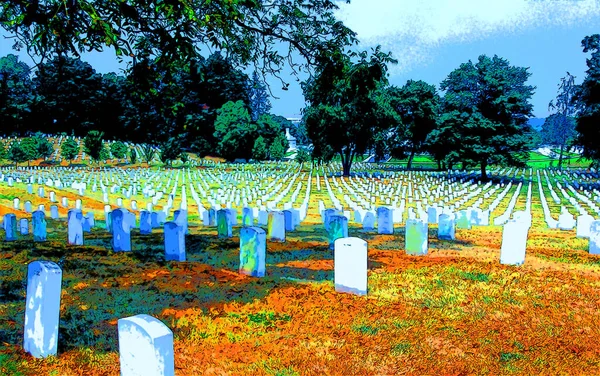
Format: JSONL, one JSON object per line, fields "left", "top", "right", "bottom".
{"left": 267, "top": 211, "right": 286, "bottom": 242}
{"left": 437, "top": 213, "right": 455, "bottom": 241}
{"left": 111, "top": 208, "right": 132, "bottom": 251}
{"left": 20, "top": 218, "right": 28, "bottom": 235}
{"left": 4, "top": 213, "right": 17, "bottom": 241}
{"left": 590, "top": 220, "right": 600, "bottom": 255}
{"left": 239, "top": 226, "right": 266, "bottom": 277}
{"left": 405, "top": 219, "right": 428, "bottom": 256}
{"left": 23, "top": 261, "right": 62, "bottom": 358}
{"left": 118, "top": 314, "right": 175, "bottom": 376}
{"left": 328, "top": 215, "right": 348, "bottom": 250}
{"left": 500, "top": 220, "right": 527, "bottom": 265}
{"left": 67, "top": 209, "right": 84, "bottom": 245}
{"left": 164, "top": 222, "right": 185, "bottom": 261}
{"left": 376, "top": 207, "right": 393, "bottom": 235}
{"left": 334, "top": 237, "right": 367, "bottom": 295}
{"left": 217, "top": 209, "right": 232, "bottom": 238}
{"left": 32, "top": 210, "right": 47, "bottom": 241}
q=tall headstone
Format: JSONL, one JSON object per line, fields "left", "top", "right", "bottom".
{"left": 23, "top": 261, "right": 62, "bottom": 358}
{"left": 242, "top": 207, "right": 254, "bottom": 227}
{"left": 376, "top": 207, "right": 393, "bottom": 235}
{"left": 590, "top": 220, "right": 600, "bottom": 255}
{"left": 362, "top": 212, "right": 376, "bottom": 231}
{"left": 334, "top": 237, "right": 367, "bottom": 295}
{"left": 20, "top": 218, "right": 28, "bottom": 235}
{"left": 267, "top": 211, "right": 286, "bottom": 242}
{"left": 67, "top": 209, "right": 84, "bottom": 245}
{"left": 405, "top": 219, "right": 428, "bottom": 256}
{"left": 456, "top": 210, "right": 471, "bottom": 229}
{"left": 50, "top": 205, "right": 59, "bottom": 220}
{"left": 4, "top": 213, "right": 17, "bottom": 241}
{"left": 118, "top": 314, "right": 175, "bottom": 376}
{"left": 32, "top": 210, "right": 47, "bottom": 241}
{"left": 239, "top": 227, "right": 266, "bottom": 277}
{"left": 576, "top": 214, "right": 595, "bottom": 238}
{"left": 283, "top": 209, "right": 295, "bottom": 232}
{"left": 328, "top": 215, "right": 348, "bottom": 250}
{"left": 500, "top": 220, "right": 527, "bottom": 265}
{"left": 140, "top": 210, "right": 152, "bottom": 235}
{"left": 437, "top": 213, "right": 455, "bottom": 241}
{"left": 111, "top": 208, "right": 132, "bottom": 251}
{"left": 217, "top": 209, "right": 232, "bottom": 238}
{"left": 173, "top": 209, "right": 188, "bottom": 235}
{"left": 164, "top": 222, "right": 185, "bottom": 261}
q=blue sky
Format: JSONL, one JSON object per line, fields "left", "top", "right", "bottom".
{"left": 1, "top": 0, "right": 600, "bottom": 119}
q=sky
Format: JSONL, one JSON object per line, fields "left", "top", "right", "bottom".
{"left": 1, "top": 0, "right": 600, "bottom": 119}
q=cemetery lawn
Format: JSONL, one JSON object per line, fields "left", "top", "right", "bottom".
{"left": 2, "top": 213, "right": 600, "bottom": 375}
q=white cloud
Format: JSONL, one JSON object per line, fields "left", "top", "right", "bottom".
{"left": 335, "top": 0, "right": 600, "bottom": 73}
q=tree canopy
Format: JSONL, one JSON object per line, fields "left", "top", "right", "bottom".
{"left": 439, "top": 54, "right": 535, "bottom": 180}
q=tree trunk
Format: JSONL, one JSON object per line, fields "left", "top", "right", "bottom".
{"left": 437, "top": 159, "right": 442, "bottom": 171}
{"left": 558, "top": 144, "right": 565, "bottom": 170}
{"left": 480, "top": 161, "right": 488, "bottom": 182}
{"left": 407, "top": 149, "right": 415, "bottom": 169}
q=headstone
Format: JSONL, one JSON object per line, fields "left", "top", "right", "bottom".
{"left": 20, "top": 218, "right": 28, "bottom": 235}
{"left": 576, "top": 214, "right": 595, "bottom": 238}
{"left": 13, "top": 198, "right": 20, "bottom": 210}
{"left": 32, "top": 210, "right": 47, "bottom": 241}
{"left": 164, "top": 222, "right": 185, "bottom": 261}
{"left": 456, "top": 210, "right": 471, "bottom": 229}
{"left": 173, "top": 209, "right": 188, "bottom": 235}
{"left": 150, "top": 212, "right": 159, "bottom": 228}
{"left": 283, "top": 209, "right": 295, "bottom": 232}
{"left": 376, "top": 207, "right": 393, "bottom": 234}
{"left": 362, "top": 212, "right": 376, "bottom": 231}
{"left": 267, "top": 211, "right": 286, "bottom": 242}
{"left": 500, "top": 220, "right": 527, "bottom": 265}
{"left": 334, "top": 237, "right": 367, "bottom": 295}
{"left": 257, "top": 210, "right": 268, "bottom": 226}
{"left": 61, "top": 197, "right": 68, "bottom": 208}
{"left": 242, "top": 207, "right": 254, "bottom": 227}
{"left": 405, "top": 219, "right": 428, "bottom": 256}
{"left": 217, "top": 209, "right": 232, "bottom": 238}
{"left": 111, "top": 209, "right": 131, "bottom": 251}
{"left": 590, "top": 220, "right": 600, "bottom": 255}
{"left": 558, "top": 207, "right": 576, "bottom": 231}
{"left": 427, "top": 206, "right": 438, "bottom": 224}
{"left": 23, "top": 261, "right": 62, "bottom": 359}
{"left": 140, "top": 210, "right": 152, "bottom": 235}
{"left": 118, "top": 314, "right": 175, "bottom": 376}
{"left": 3, "top": 213, "right": 17, "bottom": 241}
{"left": 437, "top": 213, "right": 455, "bottom": 240}
{"left": 239, "top": 227, "right": 266, "bottom": 277}
{"left": 24, "top": 201, "right": 32, "bottom": 213}
{"left": 50, "top": 205, "right": 59, "bottom": 219}
{"left": 67, "top": 209, "right": 84, "bottom": 245}
{"left": 328, "top": 215, "right": 348, "bottom": 250}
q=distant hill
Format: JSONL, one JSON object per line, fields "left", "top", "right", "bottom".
{"left": 528, "top": 117, "right": 545, "bottom": 131}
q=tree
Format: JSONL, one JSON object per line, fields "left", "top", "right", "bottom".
{"left": 159, "top": 137, "right": 182, "bottom": 166}
{"left": 249, "top": 71, "right": 271, "bottom": 121}
{"left": 141, "top": 144, "right": 157, "bottom": 165}
{"left": 543, "top": 72, "right": 579, "bottom": 169}
{"left": 0, "top": 142, "right": 6, "bottom": 160}
{"left": 60, "top": 137, "right": 79, "bottom": 165}
{"left": 302, "top": 46, "right": 399, "bottom": 176}
{"left": 0, "top": 54, "right": 33, "bottom": 135}
{"left": 295, "top": 148, "right": 310, "bottom": 164}
{"left": 19, "top": 137, "right": 38, "bottom": 166}
{"left": 252, "top": 136, "right": 269, "bottom": 161}
{"left": 129, "top": 148, "right": 137, "bottom": 164}
{"left": 440, "top": 55, "right": 535, "bottom": 180}
{"left": 269, "top": 133, "right": 289, "bottom": 161}
{"left": 387, "top": 80, "right": 441, "bottom": 168}
{"left": 574, "top": 35, "right": 600, "bottom": 163}
{"left": 33, "top": 133, "right": 54, "bottom": 160}
{"left": 110, "top": 141, "right": 128, "bottom": 160}
{"left": 1, "top": 0, "right": 357, "bottom": 90}
{"left": 541, "top": 114, "right": 577, "bottom": 167}
{"left": 31, "top": 56, "right": 104, "bottom": 136}
{"left": 180, "top": 152, "right": 189, "bottom": 165}
{"left": 83, "top": 130, "right": 105, "bottom": 163}
{"left": 8, "top": 141, "right": 28, "bottom": 166}
{"left": 213, "top": 100, "right": 256, "bottom": 161}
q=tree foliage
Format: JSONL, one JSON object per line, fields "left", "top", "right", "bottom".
{"left": 8, "top": 140, "right": 28, "bottom": 166}
{"left": 574, "top": 34, "right": 600, "bottom": 162}
{"left": 249, "top": 71, "right": 271, "bottom": 121}
{"left": 439, "top": 54, "right": 535, "bottom": 180}
{"left": 302, "top": 46, "right": 399, "bottom": 176}
{"left": 141, "top": 144, "right": 157, "bottom": 164}
{"left": 214, "top": 100, "right": 256, "bottom": 161}
{"left": 0, "top": 54, "right": 32, "bottom": 135}
{"left": 110, "top": 141, "right": 128, "bottom": 159}
{"left": 252, "top": 136, "right": 269, "bottom": 161}
{"left": 60, "top": 137, "right": 79, "bottom": 164}
{"left": 83, "top": 130, "right": 105, "bottom": 163}
{"left": 159, "top": 137, "right": 182, "bottom": 166}
{"left": 0, "top": 0, "right": 357, "bottom": 91}
{"left": 33, "top": 132, "right": 54, "bottom": 160}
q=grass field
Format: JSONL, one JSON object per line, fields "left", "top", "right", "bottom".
{"left": 1, "top": 169, "right": 600, "bottom": 375}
